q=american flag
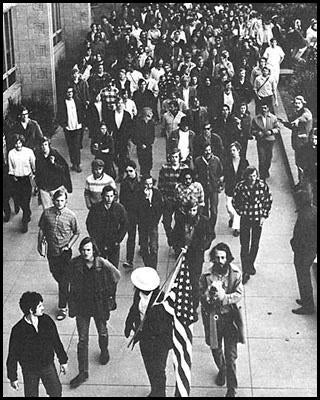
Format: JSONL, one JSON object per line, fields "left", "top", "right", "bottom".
{"left": 162, "top": 252, "right": 195, "bottom": 397}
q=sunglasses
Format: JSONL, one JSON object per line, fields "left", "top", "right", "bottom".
{"left": 126, "top": 169, "right": 134, "bottom": 173}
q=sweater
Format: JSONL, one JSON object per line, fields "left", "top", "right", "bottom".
{"left": 6, "top": 314, "right": 68, "bottom": 381}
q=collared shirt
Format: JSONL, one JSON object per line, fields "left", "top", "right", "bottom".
{"left": 8, "top": 147, "right": 35, "bottom": 177}
{"left": 65, "top": 98, "right": 82, "bottom": 130}
{"left": 39, "top": 206, "right": 80, "bottom": 256}
{"left": 175, "top": 181, "right": 205, "bottom": 208}
{"left": 162, "top": 110, "right": 186, "bottom": 139}
{"left": 94, "top": 101, "right": 103, "bottom": 122}
{"left": 158, "top": 162, "right": 189, "bottom": 202}
{"left": 123, "top": 98, "right": 137, "bottom": 119}
{"left": 232, "top": 179, "right": 273, "bottom": 221}
{"left": 102, "top": 87, "right": 119, "bottom": 111}
{"left": 254, "top": 74, "right": 276, "bottom": 98}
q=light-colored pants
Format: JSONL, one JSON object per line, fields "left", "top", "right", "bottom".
{"left": 225, "top": 195, "right": 240, "bottom": 231}
{"left": 40, "top": 186, "right": 65, "bottom": 210}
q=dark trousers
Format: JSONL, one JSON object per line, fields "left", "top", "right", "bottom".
{"left": 294, "top": 251, "right": 316, "bottom": 309}
{"left": 76, "top": 315, "right": 108, "bottom": 374}
{"left": 102, "top": 245, "right": 120, "bottom": 298}
{"left": 257, "top": 140, "right": 274, "bottom": 179}
{"left": 22, "top": 363, "right": 62, "bottom": 397}
{"left": 116, "top": 150, "right": 129, "bottom": 179}
{"left": 255, "top": 95, "right": 274, "bottom": 115}
{"left": 137, "top": 146, "right": 153, "bottom": 176}
{"left": 188, "top": 257, "right": 204, "bottom": 312}
{"left": 64, "top": 128, "right": 82, "bottom": 167}
{"left": 162, "top": 200, "right": 176, "bottom": 244}
{"left": 240, "top": 217, "right": 262, "bottom": 273}
{"left": 13, "top": 176, "right": 32, "bottom": 223}
{"left": 139, "top": 225, "right": 159, "bottom": 269}
{"left": 48, "top": 249, "right": 72, "bottom": 309}
{"left": 211, "top": 315, "right": 238, "bottom": 390}
{"left": 140, "top": 337, "right": 170, "bottom": 397}
{"left": 126, "top": 213, "right": 138, "bottom": 264}
{"left": 239, "top": 138, "right": 249, "bottom": 160}
{"left": 203, "top": 190, "right": 219, "bottom": 231}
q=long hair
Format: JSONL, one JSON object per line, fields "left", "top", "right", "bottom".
{"left": 78, "top": 236, "right": 100, "bottom": 257}
{"left": 209, "top": 242, "right": 234, "bottom": 264}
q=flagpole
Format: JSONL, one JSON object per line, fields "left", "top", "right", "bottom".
{"left": 127, "top": 248, "right": 186, "bottom": 349}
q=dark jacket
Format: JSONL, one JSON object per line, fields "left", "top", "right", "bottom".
{"left": 10, "top": 119, "right": 43, "bottom": 151}
{"left": 86, "top": 201, "right": 128, "bottom": 251}
{"left": 69, "top": 255, "right": 118, "bottom": 320}
{"left": 290, "top": 204, "right": 317, "bottom": 255}
{"left": 86, "top": 102, "right": 103, "bottom": 138}
{"left": 192, "top": 132, "right": 225, "bottom": 161}
{"left": 137, "top": 188, "right": 163, "bottom": 228}
{"left": 68, "top": 78, "right": 90, "bottom": 106}
{"left": 132, "top": 118, "right": 155, "bottom": 149}
{"left": 125, "top": 288, "right": 173, "bottom": 348}
{"left": 6, "top": 314, "right": 68, "bottom": 382}
{"left": 132, "top": 89, "right": 156, "bottom": 115}
{"left": 212, "top": 115, "right": 242, "bottom": 148}
{"left": 105, "top": 110, "right": 132, "bottom": 153}
{"left": 232, "top": 77, "right": 254, "bottom": 105}
{"left": 172, "top": 213, "right": 214, "bottom": 260}
{"left": 35, "top": 147, "right": 72, "bottom": 193}
{"left": 58, "top": 97, "right": 85, "bottom": 128}
{"left": 186, "top": 107, "right": 209, "bottom": 134}
{"left": 194, "top": 155, "right": 224, "bottom": 194}
{"left": 119, "top": 176, "right": 141, "bottom": 214}
{"left": 223, "top": 157, "right": 249, "bottom": 197}
{"left": 115, "top": 78, "right": 132, "bottom": 97}
{"left": 214, "top": 89, "right": 240, "bottom": 118}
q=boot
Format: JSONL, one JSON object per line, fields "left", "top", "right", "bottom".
{"left": 70, "top": 372, "right": 88, "bottom": 389}
{"left": 98, "top": 335, "right": 110, "bottom": 365}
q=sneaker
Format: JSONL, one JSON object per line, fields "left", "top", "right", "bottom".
{"left": 75, "top": 166, "right": 82, "bottom": 173}
{"left": 215, "top": 369, "right": 226, "bottom": 386}
{"left": 123, "top": 262, "right": 133, "bottom": 269}
{"left": 248, "top": 266, "right": 256, "bottom": 275}
{"left": 70, "top": 372, "right": 89, "bottom": 389}
{"left": 56, "top": 309, "right": 67, "bottom": 320}
{"left": 233, "top": 229, "right": 240, "bottom": 237}
{"left": 99, "top": 349, "right": 110, "bottom": 365}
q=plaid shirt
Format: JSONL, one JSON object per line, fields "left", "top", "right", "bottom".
{"left": 39, "top": 206, "right": 80, "bottom": 256}
{"left": 158, "top": 162, "right": 188, "bottom": 203}
{"left": 174, "top": 182, "right": 205, "bottom": 209}
{"left": 232, "top": 179, "right": 272, "bottom": 222}
{"left": 101, "top": 87, "right": 119, "bottom": 111}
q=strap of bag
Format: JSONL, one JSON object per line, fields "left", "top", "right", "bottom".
{"left": 256, "top": 76, "right": 270, "bottom": 94}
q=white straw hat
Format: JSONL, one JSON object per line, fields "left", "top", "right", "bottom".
{"left": 131, "top": 267, "right": 160, "bottom": 291}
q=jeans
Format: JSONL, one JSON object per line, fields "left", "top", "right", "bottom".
{"left": 140, "top": 337, "right": 170, "bottom": 397}
{"left": 48, "top": 249, "right": 72, "bottom": 309}
{"left": 76, "top": 315, "right": 109, "bottom": 374}
{"left": 203, "top": 190, "right": 219, "bottom": 230}
{"left": 294, "top": 251, "right": 316, "bottom": 309}
{"left": 240, "top": 217, "right": 262, "bottom": 273}
{"left": 162, "top": 200, "right": 176, "bottom": 244}
{"left": 126, "top": 212, "right": 138, "bottom": 264}
{"left": 22, "top": 363, "right": 62, "bottom": 397}
{"left": 139, "top": 225, "right": 159, "bottom": 269}
{"left": 257, "top": 140, "right": 274, "bottom": 179}
{"left": 101, "top": 245, "right": 120, "bottom": 298}
{"left": 64, "top": 128, "right": 82, "bottom": 167}
{"left": 211, "top": 315, "right": 238, "bottom": 390}
{"left": 13, "top": 176, "right": 32, "bottom": 223}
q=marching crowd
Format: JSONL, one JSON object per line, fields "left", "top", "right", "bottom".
{"left": 4, "top": 3, "right": 317, "bottom": 398}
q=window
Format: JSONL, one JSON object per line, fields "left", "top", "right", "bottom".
{"left": 51, "top": 3, "right": 62, "bottom": 46}
{"left": 3, "top": 9, "right": 16, "bottom": 92}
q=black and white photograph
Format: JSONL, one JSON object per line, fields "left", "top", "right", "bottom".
{"left": 3, "top": 2, "right": 317, "bottom": 397}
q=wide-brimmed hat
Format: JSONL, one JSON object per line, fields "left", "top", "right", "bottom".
{"left": 131, "top": 267, "right": 160, "bottom": 291}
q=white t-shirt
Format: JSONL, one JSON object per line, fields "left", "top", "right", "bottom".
{"left": 223, "top": 92, "right": 234, "bottom": 113}
{"left": 8, "top": 147, "right": 35, "bottom": 177}
{"left": 178, "top": 130, "right": 190, "bottom": 161}
{"left": 115, "top": 109, "right": 124, "bottom": 129}
{"left": 139, "top": 291, "right": 152, "bottom": 320}
{"left": 65, "top": 99, "right": 82, "bottom": 130}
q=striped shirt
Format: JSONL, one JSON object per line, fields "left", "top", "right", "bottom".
{"left": 84, "top": 173, "right": 116, "bottom": 209}
{"left": 174, "top": 182, "right": 205, "bottom": 209}
{"left": 39, "top": 206, "right": 80, "bottom": 256}
{"left": 232, "top": 179, "right": 272, "bottom": 222}
{"left": 158, "top": 163, "right": 189, "bottom": 203}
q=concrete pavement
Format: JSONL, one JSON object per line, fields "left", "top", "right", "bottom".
{"left": 3, "top": 105, "right": 317, "bottom": 397}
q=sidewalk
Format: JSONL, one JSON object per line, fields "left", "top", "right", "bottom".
{"left": 3, "top": 103, "right": 317, "bottom": 397}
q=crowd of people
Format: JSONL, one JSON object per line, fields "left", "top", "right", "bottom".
{"left": 4, "top": 3, "right": 317, "bottom": 398}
